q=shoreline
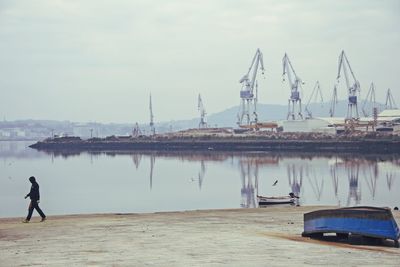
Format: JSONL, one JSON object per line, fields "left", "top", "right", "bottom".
{"left": 1, "top": 207, "right": 399, "bottom": 266}
{"left": 30, "top": 137, "right": 400, "bottom": 154}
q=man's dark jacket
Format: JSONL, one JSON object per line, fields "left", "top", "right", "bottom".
{"left": 27, "top": 182, "right": 40, "bottom": 201}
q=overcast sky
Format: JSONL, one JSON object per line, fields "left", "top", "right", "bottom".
{"left": 0, "top": 0, "right": 399, "bottom": 123}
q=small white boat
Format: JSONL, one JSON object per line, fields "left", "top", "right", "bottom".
{"left": 257, "top": 193, "right": 299, "bottom": 206}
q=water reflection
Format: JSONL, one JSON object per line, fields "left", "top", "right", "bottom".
{"left": 387, "top": 172, "right": 395, "bottom": 191}
{"left": 1, "top": 141, "right": 399, "bottom": 217}
{"left": 149, "top": 154, "right": 155, "bottom": 190}
{"left": 306, "top": 167, "right": 323, "bottom": 202}
{"left": 198, "top": 160, "right": 206, "bottom": 190}
{"left": 132, "top": 154, "right": 142, "bottom": 169}
{"left": 347, "top": 164, "right": 361, "bottom": 206}
{"left": 239, "top": 159, "right": 258, "bottom": 208}
{"left": 287, "top": 164, "right": 303, "bottom": 200}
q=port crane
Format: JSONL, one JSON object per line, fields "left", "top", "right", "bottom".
{"left": 329, "top": 84, "right": 338, "bottom": 117}
{"left": 304, "top": 81, "right": 324, "bottom": 118}
{"left": 361, "top": 82, "right": 377, "bottom": 117}
{"left": 238, "top": 48, "right": 265, "bottom": 126}
{"left": 282, "top": 53, "right": 304, "bottom": 120}
{"left": 336, "top": 50, "right": 361, "bottom": 120}
{"left": 198, "top": 94, "right": 208, "bottom": 128}
{"left": 149, "top": 93, "right": 155, "bottom": 135}
{"left": 132, "top": 122, "right": 142, "bottom": 137}
{"left": 385, "top": 88, "right": 398, "bottom": 110}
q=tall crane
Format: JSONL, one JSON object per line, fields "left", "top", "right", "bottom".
{"left": 132, "top": 122, "right": 142, "bottom": 137}
{"left": 361, "top": 82, "right": 377, "bottom": 117}
{"left": 149, "top": 93, "right": 155, "bottom": 135}
{"left": 238, "top": 48, "right": 265, "bottom": 126}
{"left": 336, "top": 50, "right": 361, "bottom": 120}
{"left": 282, "top": 53, "right": 303, "bottom": 120}
{"left": 198, "top": 94, "right": 208, "bottom": 128}
{"left": 329, "top": 84, "right": 338, "bottom": 117}
{"left": 385, "top": 88, "right": 398, "bottom": 110}
{"left": 304, "top": 81, "right": 324, "bottom": 118}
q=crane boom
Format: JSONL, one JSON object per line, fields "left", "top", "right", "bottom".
{"left": 385, "top": 88, "right": 398, "bottom": 110}
{"left": 149, "top": 93, "right": 155, "bottom": 135}
{"left": 337, "top": 51, "right": 358, "bottom": 89}
{"left": 198, "top": 94, "right": 207, "bottom": 128}
{"left": 361, "top": 82, "right": 377, "bottom": 117}
{"left": 336, "top": 50, "right": 360, "bottom": 120}
{"left": 305, "top": 81, "right": 324, "bottom": 118}
{"left": 239, "top": 48, "right": 265, "bottom": 99}
{"left": 282, "top": 53, "right": 303, "bottom": 120}
{"left": 238, "top": 48, "right": 265, "bottom": 126}
{"left": 329, "top": 84, "right": 338, "bottom": 117}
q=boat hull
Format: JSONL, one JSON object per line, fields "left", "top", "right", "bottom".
{"left": 302, "top": 206, "right": 400, "bottom": 246}
{"left": 257, "top": 196, "right": 295, "bottom": 206}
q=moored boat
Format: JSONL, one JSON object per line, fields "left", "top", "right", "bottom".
{"left": 257, "top": 194, "right": 298, "bottom": 206}
{"left": 302, "top": 206, "right": 400, "bottom": 247}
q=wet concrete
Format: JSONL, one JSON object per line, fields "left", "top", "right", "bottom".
{"left": 1, "top": 206, "right": 399, "bottom": 266}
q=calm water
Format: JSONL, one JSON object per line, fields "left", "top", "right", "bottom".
{"left": 0, "top": 141, "right": 399, "bottom": 218}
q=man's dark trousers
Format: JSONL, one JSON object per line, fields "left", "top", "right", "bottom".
{"left": 26, "top": 200, "right": 46, "bottom": 221}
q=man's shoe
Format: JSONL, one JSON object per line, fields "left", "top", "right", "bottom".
{"left": 22, "top": 219, "right": 29, "bottom": 223}
{"left": 40, "top": 217, "right": 46, "bottom": 222}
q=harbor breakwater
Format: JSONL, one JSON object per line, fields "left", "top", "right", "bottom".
{"left": 29, "top": 134, "right": 400, "bottom": 153}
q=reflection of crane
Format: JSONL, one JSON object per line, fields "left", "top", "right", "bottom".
{"left": 307, "top": 169, "right": 324, "bottom": 201}
{"left": 386, "top": 172, "right": 395, "bottom": 191}
{"left": 149, "top": 93, "right": 155, "bottom": 135}
{"left": 362, "top": 163, "right": 378, "bottom": 199}
{"left": 132, "top": 154, "right": 142, "bottom": 169}
{"left": 330, "top": 165, "right": 340, "bottom": 205}
{"left": 336, "top": 50, "right": 361, "bottom": 120}
{"left": 149, "top": 154, "right": 155, "bottom": 190}
{"left": 347, "top": 164, "right": 361, "bottom": 206}
{"left": 361, "top": 82, "right": 377, "bottom": 117}
{"left": 239, "top": 160, "right": 258, "bottom": 208}
{"left": 282, "top": 53, "right": 304, "bottom": 120}
{"left": 198, "top": 160, "right": 206, "bottom": 189}
{"left": 238, "top": 49, "right": 265, "bottom": 126}
{"left": 287, "top": 164, "right": 303, "bottom": 197}
{"left": 198, "top": 94, "right": 208, "bottom": 128}
{"left": 305, "top": 81, "right": 324, "bottom": 119}
{"left": 385, "top": 88, "right": 398, "bottom": 110}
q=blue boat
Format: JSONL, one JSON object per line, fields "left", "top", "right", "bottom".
{"left": 302, "top": 206, "right": 400, "bottom": 247}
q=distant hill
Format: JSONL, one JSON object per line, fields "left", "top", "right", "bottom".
{"left": 156, "top": 100, "right": 383, "bottom": 131}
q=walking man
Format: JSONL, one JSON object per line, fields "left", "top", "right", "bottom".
{"left": 23, "top": 176, "right": 46, "bottom": 223}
